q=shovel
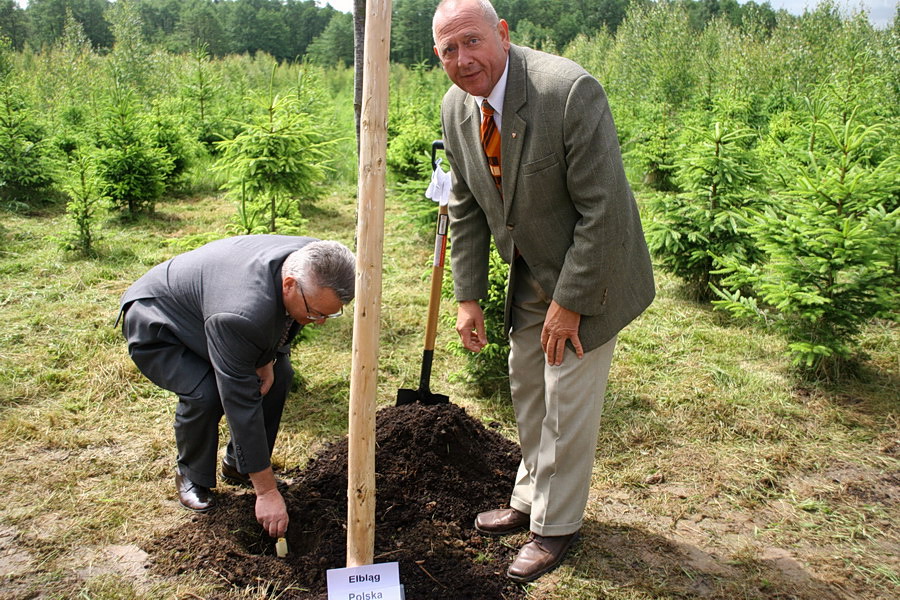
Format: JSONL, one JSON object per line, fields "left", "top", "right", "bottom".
{"left": 397, "top": 140, "right": 451, "bottom": 406}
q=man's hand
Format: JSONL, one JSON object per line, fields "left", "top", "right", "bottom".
{"left": 456, "top": 300, "right": 487, "bottom": 352}
{"left": 250, "top": 468, "right": 288, "bottom": 537}
{"left": 256, "top": 360, "right": 275, "bottom": 396}
{"left": 541, "top": 300, "right": 583, "bottom": 366}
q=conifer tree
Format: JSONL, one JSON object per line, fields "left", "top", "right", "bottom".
{"left": 93, "top": 88, "right": 173, "bottom": 216}
{"left": 59, "top": 146, "right": 105, "bottom": 255}
{"left": 646, "top": 118, "right": 764, "bottom": 299}
{"left": 0, "top": 39, "right": 55, "bottom": 205}
{"left": 713, "top": 70, "right": 899, "bottom": 378}
{"left": 213, "top": 64, "right": 334, "bottom": 234}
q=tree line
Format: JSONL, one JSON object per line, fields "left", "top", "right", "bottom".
{"left": 1, "top": 0, "right": 795, "bottom": 66}
{"left": 0, "top": 0, "right": 344, "bottom": 61}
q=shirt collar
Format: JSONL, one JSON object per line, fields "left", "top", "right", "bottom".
{"left": 475, "top": 55, "right": 510, "bottom": 128}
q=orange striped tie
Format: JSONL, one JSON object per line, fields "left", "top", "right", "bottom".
{"left": 480, "top": 101, "right": 502, "bottom": 192}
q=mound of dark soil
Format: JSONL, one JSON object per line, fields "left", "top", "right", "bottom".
{"left": 145, "top": 403, "right": 527, "bottom": 599}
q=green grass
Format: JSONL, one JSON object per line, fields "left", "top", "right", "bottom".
{"left": 0, "top": 185, "right": 897, "bottom": 600}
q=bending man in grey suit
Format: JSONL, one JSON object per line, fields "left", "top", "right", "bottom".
{"left": 433, "top": 0, "right": 655, "bottom": 582}
{"left": 119, "top": 235, "right": 355, "bottom": 538}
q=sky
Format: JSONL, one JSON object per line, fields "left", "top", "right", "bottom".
{"left": 316, "top": 0, "right": 895, "bottom": 29}
{"left": 758, "top": 0, "right": 894, "bottom": 27}
{"left": 318, "top": 0, "right": 355, "bottom": 11}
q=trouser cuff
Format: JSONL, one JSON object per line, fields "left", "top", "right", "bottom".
{"left": 178, "top": 462, "right": 216, "bottom": 489}
{"left": 529, "top": 519, "right": 583, "bottom": 537}
{"left": 509, "top": 497, "right": 532, "bottom": 516}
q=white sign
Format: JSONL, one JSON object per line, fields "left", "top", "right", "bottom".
{"left": 326, "top": 562, "right": 404, "bottom": 600}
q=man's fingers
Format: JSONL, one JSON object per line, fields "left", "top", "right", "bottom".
{"left": 255, "top": 487, "right": 289, "bottom": 538}
{"left": 256, "top": 360, "right": 275, "bottom": 395}
{"left": 459, "top": 329, "right": 476, "bottom": 351}
{"left": 270, "top": 518, "right": 288, "bottom": 538}
{"left": 260, "top": 515, "right": 289, "bottom": 538}
{"left": 465, "top": 336, "right": 479, "bottom": 352}
{"left": 551, "top": 338, "right": 565, "bottom": 366}
{"left": 456, "top": 301, "right": 486, "bottom": 353}
{"left": 542, "top": 301, "right": 582, "bottom": 364}
{"left": 571, "top": 336, "right": 584, "bottom": 359}
{"left": 471, "top": 324, "right": 487, "bottom": 351}
{"left": 542, "top": 332, "right": 585, "bottom": 365}
{"left": 475, "top": 321, "right": 487, "bottom": 347}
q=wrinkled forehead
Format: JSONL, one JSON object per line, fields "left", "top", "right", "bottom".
{"left": 433, "top": 4, "right": 495, "bottom": 46}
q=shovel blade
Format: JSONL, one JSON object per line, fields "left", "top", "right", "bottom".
{"left": 421, "top": 392, "right": 450, "bottom": 405}
{"left": 396, "top": 388, "right": 450, "bottom": 406}
{"left": 396, "top": 388, "right": 420, "bottom": 405}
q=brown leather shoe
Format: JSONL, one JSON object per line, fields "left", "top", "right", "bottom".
{"left": 221, "top": 458, "right": 251, "bottom": 487}
{"left": 175, "top": 470, "right": 215, "bottom": 512}
{"left": 474, "top": 508, "right": 530, "bottom": 535}
{"left": 507, "top": 531, "right": 580, "bottom": 583}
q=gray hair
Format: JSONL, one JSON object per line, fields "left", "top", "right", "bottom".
{"left": 433, "top": 0, "right": 500, "bottom": 46}
{"left": 282, "top": 240, "right": 356, "bottom": 304}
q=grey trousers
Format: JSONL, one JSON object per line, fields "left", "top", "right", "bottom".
{"left": 507, "top": 261, "right": 616, "bottom": 537}
{"left": 173, "top": 359, "right": 292, "bottom": 488}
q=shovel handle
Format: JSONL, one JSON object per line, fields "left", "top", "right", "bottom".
{"left": 423, "top": 141, "right": 447, "bottom": 353}
{"left": 424, "top": 204, "right": 448, "bottom": 352}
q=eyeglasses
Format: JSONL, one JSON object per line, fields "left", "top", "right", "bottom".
{"left": 297, "top": 281, "right": 343, "bottom": 320}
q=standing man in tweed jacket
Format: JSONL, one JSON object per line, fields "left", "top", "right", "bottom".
{"left": 433, "top": 0, "right": 655, "bottom": 582}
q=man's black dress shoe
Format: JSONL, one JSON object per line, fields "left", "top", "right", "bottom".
{"left": 221, "top": 458, "right": 251, "bottom": 487}
{"left": 175, "top": 470, "right": 215, "bottom": 512}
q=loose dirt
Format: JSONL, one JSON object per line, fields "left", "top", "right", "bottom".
{"left": 144, "top": 403, "right": 528, "bottom": 599}
{"left": 136, "top": 403, "right": 900, "bottom": 600}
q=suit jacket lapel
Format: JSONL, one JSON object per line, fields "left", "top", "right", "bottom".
{"left": 502, "top": 46, "right": 527, "bottom": 222}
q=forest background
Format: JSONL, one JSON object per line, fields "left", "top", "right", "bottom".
{"left": 0, "top": 0, "right": 897, "bottom": 599}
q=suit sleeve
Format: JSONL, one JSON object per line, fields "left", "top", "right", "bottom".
{"left": 204, "top": 312, "right": 272, "bottom": 474}
{"left": 442, "top": 110, "right": 493, "bottom": 302}
{"left": 554, "top": 75, "right": 630, "bottom": 315}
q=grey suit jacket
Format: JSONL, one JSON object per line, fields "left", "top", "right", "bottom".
{"left": 440, "top": 45, "right": 655, "bottom": 352}
{"left": 120, "top": 235, "right": 315, "bottom": 471}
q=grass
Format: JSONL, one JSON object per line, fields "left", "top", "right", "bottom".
{"left": 0, "top": 181, "right": 897, "bottom": 600}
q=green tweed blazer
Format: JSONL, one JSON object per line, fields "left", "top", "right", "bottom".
{"left": 440, "top": 44, "right": 655, "bottom": 352}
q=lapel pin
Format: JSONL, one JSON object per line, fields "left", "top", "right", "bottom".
{"left": 511, "top": 132, "right": 517, "bottom": 138}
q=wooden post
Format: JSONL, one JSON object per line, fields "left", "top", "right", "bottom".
{"left": 347, "top": 0, "right": 391, "bottom": 568}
